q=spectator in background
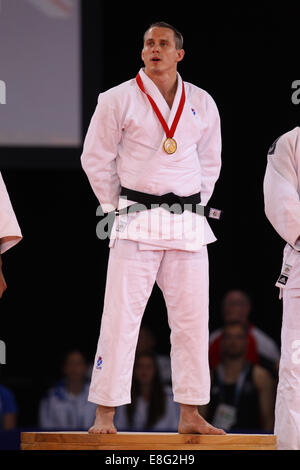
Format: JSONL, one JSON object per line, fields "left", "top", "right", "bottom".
{"left": 0, "top": 382, "right": 17, "bottom": 430}
{"left": 136, "top": 324, "right": 172, "bottom": 385}
{"left": 209, "top": 289, "right": 280, "bottom": 375}
{"left": 201, "top": 322, "right": 275, "bottom": 432}
{"left": 114, "top": 352, "right": 180, "bottom": 431}
{"left": 39, "top": 349, "right": 97, "bottom": 430}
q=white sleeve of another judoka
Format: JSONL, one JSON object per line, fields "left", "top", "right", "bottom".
{"left": 197, "top": 93, "right": 222, "bottom": 206}
{"left": 0, "top": 172, "right": 22, "bottom": 254}
{"left": 80, "top": 92, "right": 122, "bottom": 213}
{"left": 263, "top": 127, "right": 300, "bottom": 250}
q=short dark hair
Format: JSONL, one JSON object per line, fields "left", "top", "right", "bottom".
{"left": 62, "top": 348, "right": 89, "bottom": 366}
{"left": 222, "top": 289, "right": 252, "bottom": 308}
{"left": 143, "top": 22, "right": 183, "bottom": 50}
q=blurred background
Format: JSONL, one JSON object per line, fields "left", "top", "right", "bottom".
{"left": 0, "top": 0, "right": 299, "bottom": 448}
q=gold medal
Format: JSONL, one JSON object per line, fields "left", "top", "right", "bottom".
{"left": 136, "top": 73, "right": 185, "bottom": 158}
{"left": 163, "top": 137, "right": 177, "bottom": 154}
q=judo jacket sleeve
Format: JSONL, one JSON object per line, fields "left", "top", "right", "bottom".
{"left": 263, "top": 127, "right": 300, "bottom": 250}
{"left": 81, "top": 92, "right": 122, "bottom": 214}
{"left": 196, "top": 93, "right": 222, "bottom": 206}
{"left": 0, "top": 172, "right": 22, "bottom": 254}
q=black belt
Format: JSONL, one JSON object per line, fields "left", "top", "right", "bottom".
{"left": 109, "top": 186, "right": 222, "bottom": 219}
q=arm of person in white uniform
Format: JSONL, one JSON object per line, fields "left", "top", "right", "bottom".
{"left": 197, "top": 93, "right": 222, "bottom": 206}
{"left": 0, "top": 172, "right": 22, "bottom": 298}
{"left": 263, "top": 127, "right": 300, "bottom": 250}
{"left": 80, "top": 92, "right": 122, "bottom": 213}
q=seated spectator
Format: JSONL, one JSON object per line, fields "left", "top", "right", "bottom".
{"left": 209, "top": 289, "right": 280, "bottom": 375}
{"left": 0, "top": 382, "right": 17, "bottom": 430}
{"left": 201, "top": 322, "right": 275, "bottom": 432}
{"left": 114, "top": 352, "right": 180, "bottom": 431}
{"left": 38, "top": 349, "right": 97, "bottom": 430}
{"left": 136, "top": 324, "right": 172, "bottom": 385}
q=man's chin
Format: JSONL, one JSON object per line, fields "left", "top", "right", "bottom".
{"left": 146, "top": 63, "right": 164, "bottom": 73}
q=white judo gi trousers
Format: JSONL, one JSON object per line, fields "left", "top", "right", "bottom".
{"left": 88, "top": 238, "right": 210, "bottom": 407}
{"left": 275, "top": 286, "right": 300, "bottom": 450}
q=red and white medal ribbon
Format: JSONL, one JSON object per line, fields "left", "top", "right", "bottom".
{"left": 136, "top": 72, "right": 185, "bottom": 154}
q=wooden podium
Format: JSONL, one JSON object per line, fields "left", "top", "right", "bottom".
{"left": 20, "top": 432, "right": 277, "bottom": 450}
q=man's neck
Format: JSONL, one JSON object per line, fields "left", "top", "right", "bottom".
{"left": 144, "top": 68, "right": 178, "bottom": 108}
{"left": 222, "top": 356, "right": 246, "bottom": 383}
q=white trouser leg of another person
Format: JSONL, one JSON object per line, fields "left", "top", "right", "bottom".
{"left": 275, "top": 288, "right": 300, "bottom": 450}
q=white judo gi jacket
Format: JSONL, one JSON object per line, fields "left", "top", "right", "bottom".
{"left": 0, "top": 172, "right": 22, "bottom": 254}
{"left": 81, "top": 68, "right": 221, "bottom": 251}
{"left": 264, "top": 126, "right": 300, "bottom": 450}
{"left": 264, "top": 127, "right": 300, "bottom": 291}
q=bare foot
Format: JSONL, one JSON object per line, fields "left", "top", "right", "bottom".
{"left": 88, "top": 405, "right": 117, "bottom": 434}
{"left": 178, "top": 404, "right": 226, "bottom": 435}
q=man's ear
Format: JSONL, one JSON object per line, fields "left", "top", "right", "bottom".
{"left": 177, "top": 49, "right": 185, "bottom": 63}
{"left": 141, "top": 49, "right": 145, "bottom": 63}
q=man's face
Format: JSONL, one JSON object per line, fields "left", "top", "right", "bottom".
{"left": 141, "top": 27, "right": 184, "bottom": 75}
{"left": 134, "top": 356, "right": 156, "bottom": 386}
{"left": 222, "top": 291, "right": 251, "bottom": 325}
{"left": 63, "top": 352, "right": 87, "bottom": 382}
{"left": 221, "top": 325, "right": 248, "bottom": 359}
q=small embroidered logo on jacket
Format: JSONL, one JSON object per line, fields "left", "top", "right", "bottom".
{"left": 96, "top": 356, "right": 103, "bottom": 369}
{"left": 277, "top": 275, "right": 288, "bottom": 285}
{"left": 191, "top": 108, "right": 196, "bottom": 115}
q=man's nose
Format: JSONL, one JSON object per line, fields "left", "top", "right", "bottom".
{"left": 152, "top": 44, "right": 160, "bottom": 53}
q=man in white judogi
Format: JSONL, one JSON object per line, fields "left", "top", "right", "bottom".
{"left": 0, "top": 172, "right": 22, "bottom": 298}
{"left": 81, "top": 22, "right": 225, "bottom": 434}
{"left": 264, "top": 126, "right": 300, "bottom": 449}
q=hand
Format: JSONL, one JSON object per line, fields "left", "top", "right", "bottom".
{"left": 0, "top": 256, "right": 7, "bottom": 298}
